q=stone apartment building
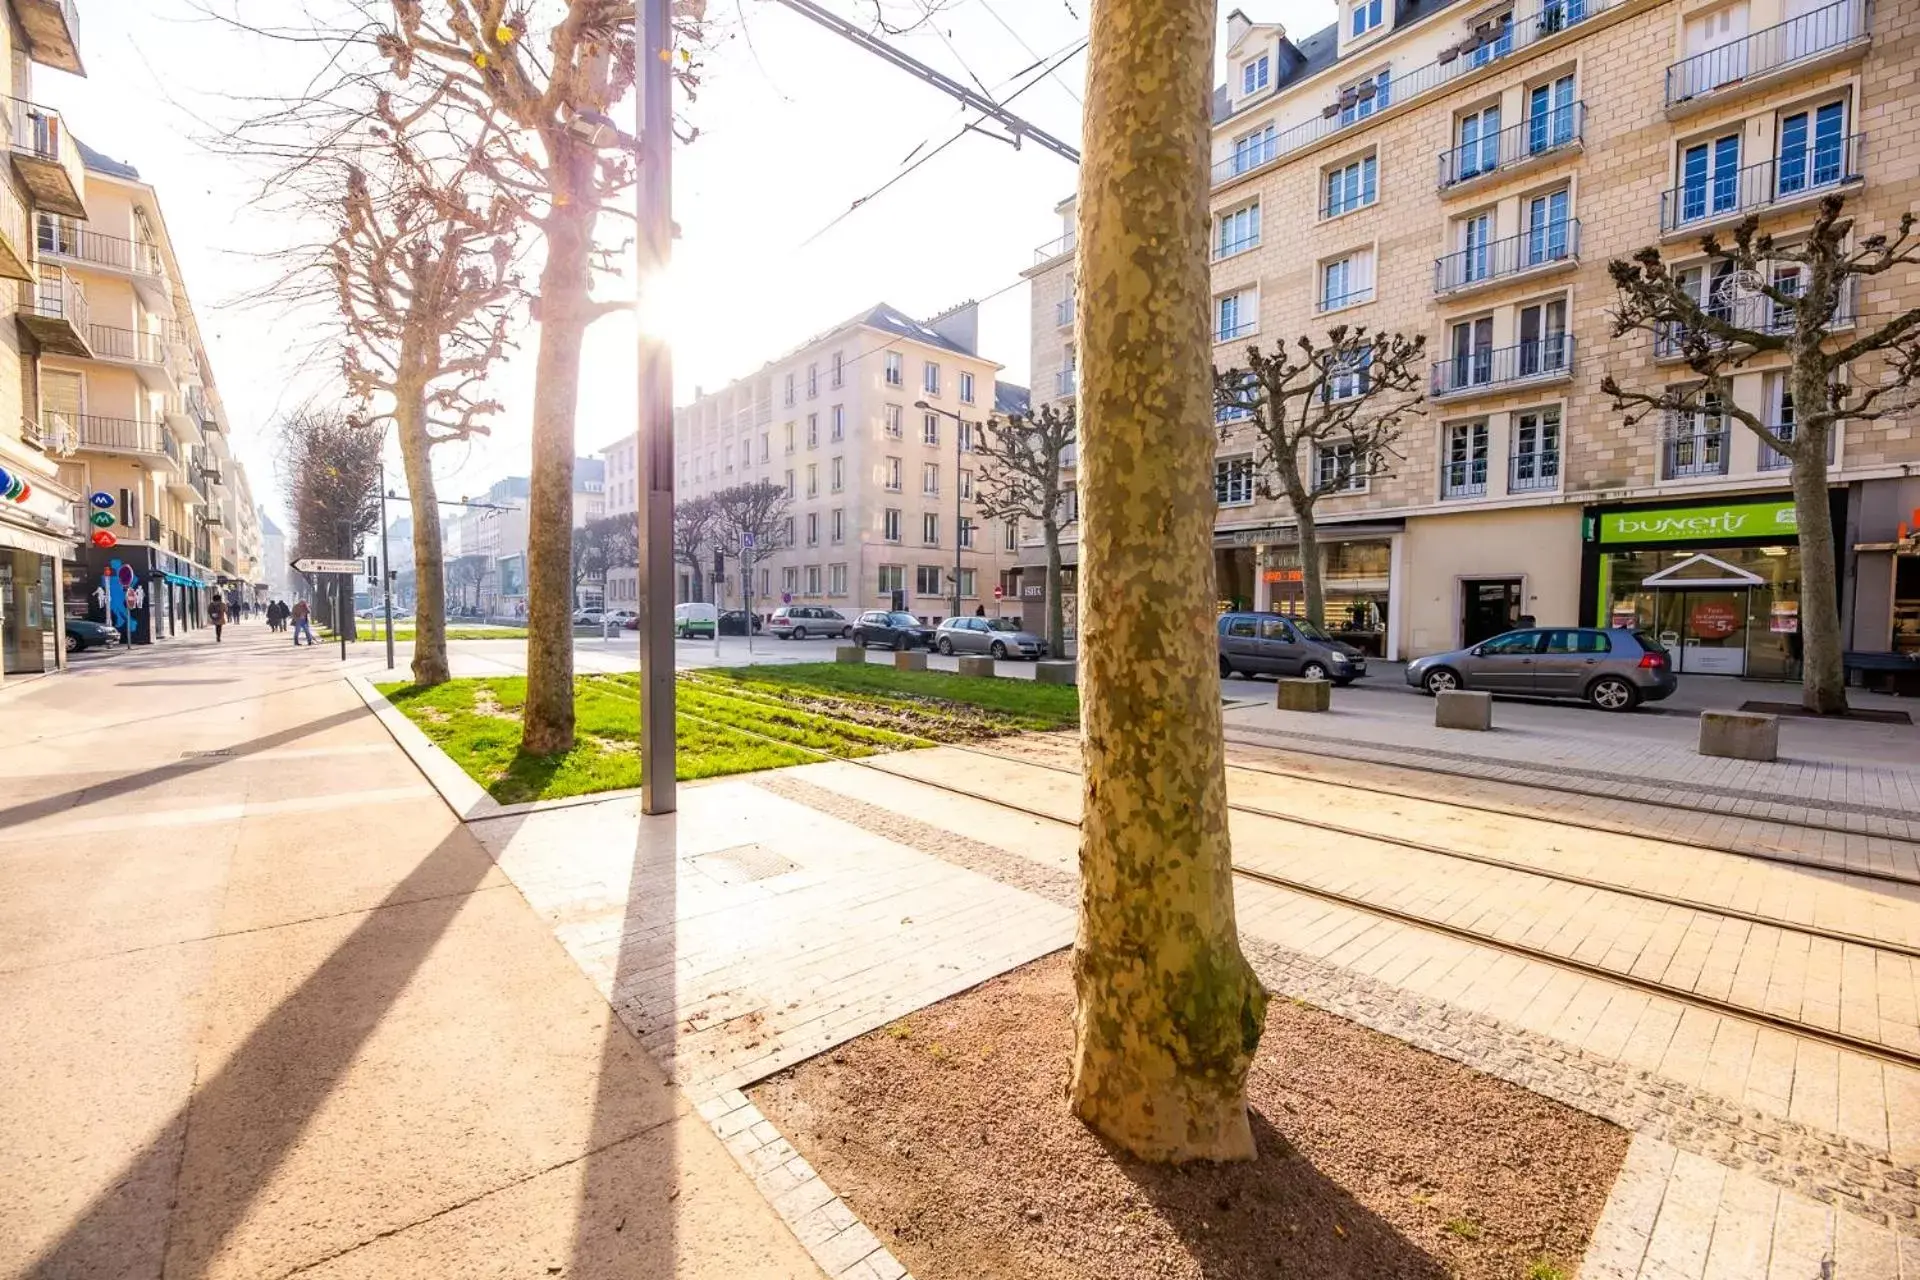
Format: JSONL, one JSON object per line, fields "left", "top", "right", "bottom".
{"left": 1027, "top": 0, "right": 1920, "bottom": 676}
{"left": 602, "top": 302, "right": 1030, "bottom": 624}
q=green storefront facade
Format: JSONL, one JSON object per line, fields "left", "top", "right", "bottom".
{"left": 1580, "top": 491, "right": 1847, "bottom": 681}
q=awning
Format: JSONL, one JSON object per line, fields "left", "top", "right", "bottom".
{"left": 0, "top": 510, "right": 78, "bottom": 559}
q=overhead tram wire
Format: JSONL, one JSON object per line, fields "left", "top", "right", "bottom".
{"left": 973, "top": 0, "right": 1082, "bottom": 104}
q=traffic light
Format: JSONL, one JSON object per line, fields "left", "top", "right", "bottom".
{"left": 711, "top": 547, "right": 724, "bottom": 580}
{"left": 365, "top": 554, "right": 379, "bottom": 579}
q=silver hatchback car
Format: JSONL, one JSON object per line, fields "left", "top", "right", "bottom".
{"left": 1405, "top": 627, "right": 1677, "bottom": 711}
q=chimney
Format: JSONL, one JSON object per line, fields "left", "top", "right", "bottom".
{"left": 1226, "top": 8, "right": 1253, "bottom": 46}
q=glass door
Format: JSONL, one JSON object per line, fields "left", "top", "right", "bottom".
{"left": 1657, "top": 588, "right": 1750, "bottom": 674}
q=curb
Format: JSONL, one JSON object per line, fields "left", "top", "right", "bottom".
{"left": 348, "top": 676, "right": 502, "bottom": 821}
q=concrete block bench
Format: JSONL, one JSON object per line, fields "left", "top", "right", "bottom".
{"left": 955, "top": 656, "right": 996, "bottom": 677}
{"left": 1435, "top": 689, "right": 1493, "bottom": 730}
{"left": 1035, "top": 661, "right": 1077, "bottom": 686}
{"left": 1699, "top": 710, "right": 1778, "bottom": 761}
{"left": 835, "top": 645, "right": 865, "bottom": 664}
{"left": 894, "top": 650, "right": 928, "bottom": 672}
{"left": 1276, "top": 677, "right": 1331, "bottom": 712}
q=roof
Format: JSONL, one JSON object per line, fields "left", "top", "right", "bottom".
{"left": 851, "top": 302, "right": 974, "bottom": 357}
{"left": 993, "top": 381, "right": 1031, "bottom": 416}
{"left": 257, "top": 509, "right": 283, "bottom": 537}
{"left": 1214, "top": 0, "right": 1467, "bottom": 127}
{"left": 76, "top": 139, "right": 140, "bottom": 180}
{"left": 573, "top": 456, "right": 606, "bottom": 486}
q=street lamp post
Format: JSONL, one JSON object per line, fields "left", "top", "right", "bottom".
{"left": 916, "top": 399, "right": 966, "bottom": 620}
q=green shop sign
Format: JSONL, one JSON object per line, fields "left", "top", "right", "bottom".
{"left": 1598, "top": 498, "right": 1798, "bottom": 545}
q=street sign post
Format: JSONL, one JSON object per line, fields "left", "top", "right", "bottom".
{"left": 292, "top": 557, "right": 363, "bottom": 575}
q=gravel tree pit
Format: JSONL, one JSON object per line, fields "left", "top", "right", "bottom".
{"left": 751, "top": 952, "right": 1627, "bottom": 1280}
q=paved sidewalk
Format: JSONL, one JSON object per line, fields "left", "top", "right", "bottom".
{"left": 0, "top": 626, "right": 822, "bottom": 1280}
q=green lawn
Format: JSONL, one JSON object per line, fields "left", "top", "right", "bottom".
{"left": 377, "top": 663, "right": 1073, "bottom": 806}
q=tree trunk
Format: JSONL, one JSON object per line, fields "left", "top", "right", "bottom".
{"left": 1069, "top": 0, "right": 1267, "bottom": 1164}
{"left": 1043, "top": 516, "right": 1066, "bottom": 657}
{"left": 520, "top": 188, "right": 597, "bottom": 755}
{"left": 394, "top": 381, "right": 449, "bottom": 685}
{"left": 1791, "top": 413, "right": 1846, "bottom": 714}
{"left": 1291, "top": 483, "right": 1325, "bottom": 626}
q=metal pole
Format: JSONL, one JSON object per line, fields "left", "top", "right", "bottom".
{"left": 637, "top": 0, "right": 677, "bottom": 815}
{"left": 336, "top": 573, "right": 347, "bottom": 662}
{"left": 380, "top": 482, "right": 395, "bottom": 670}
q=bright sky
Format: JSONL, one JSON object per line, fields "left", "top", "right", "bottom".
{"left": 55, "top": 0, "right": 1336, "bottom": 528}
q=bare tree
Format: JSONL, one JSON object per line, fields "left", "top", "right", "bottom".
{"left": 1215, "top": 327, "right": 1426, "bottom": 627}
{"left": 710, "top": 479, "right": 792, "bottom": 611}
{"left": 1602, "top": 195, "right": 1920, "bottom": 714}
{"left": 278, "top": 403, "right": 384, "bottom": 635}
{"left": 446, "top": 553, "right": 490, "bottom": 614}
{"left": 572, "top": 512, "right": 634, "bottom": 606}
{"left": 673, "top": 493, "right": 720, "bottom": 603}
{"left": 974, "top": 403, "right": 1076, "bottom": 654}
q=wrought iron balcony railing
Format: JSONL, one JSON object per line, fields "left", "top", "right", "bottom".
{"left": 1434, "top": 219, "right": 1579, "bottom": 294}
{"left": 1660, "top": 133, "right": 1864, "bottom": 234}
{"left": 1665, "top": 0, "right": 1869, "bottom": 110}
{"left": 1430, "top": 335, "right": 1575, "bottom": 398}
{"left": 1438, "top": 102, "right": 1584, "bottom": 190}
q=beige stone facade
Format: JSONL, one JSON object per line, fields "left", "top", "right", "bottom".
{"left": 1030, "top": 0, "right": 1920, "bottom": 666}
{"left": 603, "top": 302, "right": 1029, "bottom": 625}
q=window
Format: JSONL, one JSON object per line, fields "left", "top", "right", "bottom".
{"left": 1231, "top": 123, "right": 1277, "bottom": 176}
{"left": 922, "top": 512, "right": 940, "bottom": 544}
{"left": 830, "top": 405, "right": 844, "bottom": 441}
{"left": 1528, "top": 74, "right": 1576, "bottom": 155}
{"left": 916, "top": 565, "right": 943, "bottom": 596}
{"left": 879, "top": 564, "right": 905, "bottom": 596}
{"left": 1510, "top": 407, "right": 1561, "bottom": 491}
{"left": 807, "top": 413, "right": 818, "bottom": 448}
{"left": 1217, "top": 202, "right": 1261, "bottom": 257}
{"left": 806, "top": 566, "right": 822, "bottom": 595}
{"left": 784, "top": 422, "right": 795, "bottom": 453}
{"left": 1777, "top": 101, "right": 1846, "bottom": 197}
{"left": 1448, "top": 316, "right": 1495, "bottom": 390}
{"left": 1214, "top": 454, "right": 1255, "bottom": 505}
{"left": 1456, "top": 104, "right": 1501, "bottom": 180}
{"left": 1762, "top": 373, "right": 1797, "bottom": 470}
{"left": 806, "top": 463, "right": 817, "bottom": 497}
{"left": 1056, "top": 350, "right": 1078, "bottom": 397}
{"left": 1340, "top": 69, "right": 1391, "bottom": 126}
{"left": 1242, "top": 54, "right": 1270, "bottom": 95}
{"left": 1060, "top": 485, "right": 1080, "bottom": 523}
{"left": 1518, "top": 298, "right": 1569, "bottom": 375}
{"left": 760, "top": 431, "right": 770, "bottom": 462}
{"left": 1003, "top": 521, "right": 1018, "bottom": 552}
{"left": 1323, "top": 156, "right": 1376, "bottom": 217}
{"left": 806, "top": 363, "right": 818, "bottom": 398}
{"left": 760, "top": 569, "right": 770, "bottom": 596}
{"left": 1459, "top": 211, "right": 1493, "bottom": 283}
{"left": 885, "top": 404, "right": 903, "bottom": 437}
{"left": 959, "top": 470, "right": 973, "bottom": 500}
{"left": 828, "top": 563, "right": 847, "bottom": 596}
{"left": 784, "top": 469, "right": 795, "bottom": 497}
{"left": 1546, "top": 629, "right": 1610, "bottom": 654}
{"left": 1316, "top": 442, "right": 1368, "bottom": 492}
{"left": 885, "top": 351, "right": 903, "bottom": 386}
{"left": 1480, "top": 630, "right": 1542, "bottom": 655}
{"left": 1525, "top": 188, "right": 1571, "bottom": 265}
{"left": 1326, "top": 346, "right": 1373, "bottom": 401}
{"left": 1679, "top": 133, "right": 1741, "bottom": 224}
{"left": 784, "top": 372, "right": 795, "bottom": 406}
{"left": 806, "top": 512, "right": 819, "bottom": 545}
{"left": 831, "top": 350, "right": 844, "bottom": 388}
{"left": 959, "top": 517, "right": 975, "bottom": 549}
{"left": 958, "top": 568, "right": 977, "bottom": 599}
{"left": 1319, "top": 255, "right": 1370, "bottom": 312}
{"left": 1467, "top": 9, "right": 1514, "bottom": 67}
{"left": 1350, "top": 0, "right": 1382, "bottom": 36}
{"left": 884, "top": 457, "right": 902, "bottom": 490}
{"left": 959, "top": 370, "right": 975, "bottom": 404}
{"left": 1442, "top": 420, "right": 1489, "bottom": 497}
{"left": 959, "top": 419, "right": 975, "bottom": 453}
{"left": 1216, "top": 370, "right": 1258, "bottom": 424}
{"left": 884, "top": 508, "right": 902, "bottom": 541}
{"left": 1665, "top": 394, "right": 1728, "bottom": 478}
{"left": 1216, "top": 289, "right": 1257, "bottom": 341}
{"left": 922, "top": 462, "right": 940, "bottom": 495}
{"left": 783, "top": 516, "right": 795, "bottom": 546}
{"left": 923, "top": 362, "right": 941, "bottom": 396}
{"left": 783, "top": 566, "right": 799, "bottom": 593}
{"left": 830, "top": 456, "right": 844, "bottom": 492}
{"left": 923, "top": 413, "right": 940, "bottom": 445}
{"left": 723, "top": 442, "right": 733, "bottom": 472}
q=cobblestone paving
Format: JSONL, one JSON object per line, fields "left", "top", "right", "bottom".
{"left": 759, "top": 772, "right": 1920, "bottom": 1241}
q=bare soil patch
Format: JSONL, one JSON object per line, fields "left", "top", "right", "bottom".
{"left": 751, "top": 952, "right": 1626, "bottom": 1280}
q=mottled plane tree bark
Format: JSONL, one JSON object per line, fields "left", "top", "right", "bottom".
{"left": 1070, "top": 0, "right": 1267, "bottom": 1162}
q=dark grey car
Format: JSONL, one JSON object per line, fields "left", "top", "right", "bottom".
{"left": 1216, "top": 612, "right": 1368, "bottom": 684}
{"left": 934, "top": 617, "right": 1050, "bottom": 660}
{"left": 1405, "top": 627, "right": 1677, "bottom": 711}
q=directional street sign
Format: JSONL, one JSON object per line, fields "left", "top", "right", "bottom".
{"left": 292, "top": 557, "right": 362, "bottom": 575}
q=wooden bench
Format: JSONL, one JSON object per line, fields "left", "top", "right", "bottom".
{"left": 1844, "top": 651, "right": 1920, "bottom": 696}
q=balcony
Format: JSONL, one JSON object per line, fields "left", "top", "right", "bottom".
{"left": 1210, "top": 0, "right": 1615, "bottom": 190}
{"left": 1430, "top": 336, "right": 1575, "bottom": 399}
{"left": 37, "top": 217, "right": 173, "bottom": 314}
{"left": 0, "top": 179, "right": 30, "bottom": 282}
{"left": 1663, "top": 419, "right": 1729, "bottom": 479}
{"left": 194, "top": 446, "right": 224, "bottom": 488}
{"left": 1438, "top": 103, "right": 1584, "bottom": 194}
{"left": 1441, "top": 462, "right": 1489, "bottom": 501}
{"left": 88, "top": 325, "right": 180, "bottom": 392}
{"left": 1759, "top": 419, "right": 1838, "bottom": 471}
{"left": 1654, "top": 276, "right": 1856, "bottom": 359}
{"left": 74, "top": 415, "right": 180, "bottom": 467}
{"left": 1315, "top": 286, "right": 1374, "bottom": 314}
{"left": 1054, "top": 297, "right": 1074, "bottom": 329}
{"left": 1659, "top": 135, "right": 1864, "bottom": 239}
{"left": 7, "top": 97, "right": 85, "bottom": 217}
{"left": 19, "top": 265, "right": 90, "bottom": 356}
{"left": 1033, "top": 229, "right": 1076, "bottom": 266}
{"left": 1434, "top": 219, "right": 1580, "bottom": 296}
{"left": 200, "top": 506, "right": 226, "bottom": 530}
{"left": 169, "top": 529, "right": 192, "bottom": 560}
{"left": 1510, "top": 448, "right": 1561, "bottom": 492}
{"left": 16, "top": 0, "right": 82, "bottom": 74}
{"left": 1054, "top": 367, "right": 1077, "bottom": 397}
{"left": 1666, "top": 0, "right": 1870, "bottom": 117}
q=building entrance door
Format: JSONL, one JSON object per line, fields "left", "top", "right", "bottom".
{"left": 1655, "top": 588, "right": 1751, "bottom": 675}
{"left": 1462, "top": 578, "right": 1523, "bottom": 646}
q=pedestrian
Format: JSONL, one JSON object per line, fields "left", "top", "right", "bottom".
{"left": 291, "top": 598, "right": 314, "bottom": 646}
{"left": 974, "top": 604, "right": 987, "bottom": 618}
{"left": 272, "top": 600, "right": 285, "bottom": 632}
{"left": 209, "top": 592, "right": 227, "bottom": 643}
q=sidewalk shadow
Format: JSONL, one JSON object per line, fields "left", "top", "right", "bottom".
{"left": 23, "top": 826, "right": 495, "bottom": 1280}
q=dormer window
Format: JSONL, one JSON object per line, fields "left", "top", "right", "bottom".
{"left": 1242, "top": 54, "right": 1271, "bottom": 95}
{"left": 1351, "top": 0, "right": 1383, "bottom": 37}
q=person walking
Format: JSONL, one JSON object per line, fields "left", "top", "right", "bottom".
{"left": 208, "top": 592, "right": 227, "bottom": 643}
{"left": 291, "top": 598, "right": 314, "bottom": 646}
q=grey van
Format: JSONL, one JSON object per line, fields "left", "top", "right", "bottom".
{"left": 1217, "top": 612, "right": 1369, "bottom": 685}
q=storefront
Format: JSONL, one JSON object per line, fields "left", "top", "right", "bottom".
{"left": 1581, "top": 491, "right": 1845, "bottom": 681}
{"left": 1215, "top": 521, "right": 1401, "bottom": 657}
{"left": 0, "top": 475, "right": 75, "bottom": 679}
{"left": 74, "top": 542, "right": 214, "bottom": 645}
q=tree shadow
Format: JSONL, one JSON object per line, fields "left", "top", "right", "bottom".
{"left": 1110, "top": 1109, "right": 1448, "bottom": 1279}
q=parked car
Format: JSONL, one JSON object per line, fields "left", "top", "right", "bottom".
{"left": 65, "top": 618, "right": 119, "bottom": 653}
{"left": 1405, "top": 627, "right": 1676, "bottom": 711}
{"left": 767, "top": 605, "right": 855, "bottom": 640}
{"left": 719, "top": 609, "right": 763, "bottom": 636}
{"left": 1216, "top": 612, "right": 1368, "bottom": 685}
{"left": 852, "top": 611, "right": 936, "bottom": 650}
{"left": 934, "top": 616, "right": 1050, "bottom": 660}
{"left": 609, "top": 610, "right": 640, "bottom": 630}
{"left": 573, "top": 608, "right": 605, "bottom": 626}
{"left": 675, "top": 602, "right": 719, "bottom": 638}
